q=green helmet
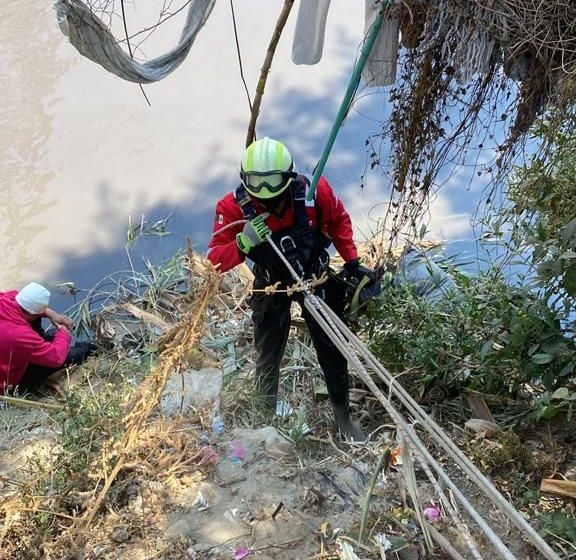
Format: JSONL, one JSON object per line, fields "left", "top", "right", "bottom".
{"left": 240, "top": 137, "right": 296, "bottom": 199}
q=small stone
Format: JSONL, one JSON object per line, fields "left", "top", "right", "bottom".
{"left": 110, "top": 525, "right": 130, "bottom": 543}
{"left": 92, "top": 546, "right": 106, "bottom": 558}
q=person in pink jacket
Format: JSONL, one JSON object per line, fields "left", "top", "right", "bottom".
{"left": 0, "top": 282, "right": 93, "bottom": 393}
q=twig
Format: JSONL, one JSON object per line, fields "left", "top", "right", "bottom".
{"left": 252, "top": 536, "right": 305, "bottom": 551}
{"left": 19, "top": 508, "right": 76, "bottom": 521}
{"left": 206, "top": 531, "right": 252, "bottom": 551}
{"left": 271, "top": 501, "right": 284, "bottom": 520}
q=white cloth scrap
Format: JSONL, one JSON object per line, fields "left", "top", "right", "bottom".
{"left": 362, "top": 0, "right": 399, "bottom": 87}
{"left": 291, "top": 0, "right": 332, "bottom": 65}
{"left": 54, "top": 0, "right": 216, "bottom": 84}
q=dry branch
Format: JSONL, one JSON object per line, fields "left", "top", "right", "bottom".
{"left": 85, "top": 272, "right": 217, "bottom": 527}
{"left": 540, "top": 479, "right": 576, "bottom": 499}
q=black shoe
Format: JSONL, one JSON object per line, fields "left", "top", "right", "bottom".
{"left": 331, "top": 402, "right": 367, "bottom": 442}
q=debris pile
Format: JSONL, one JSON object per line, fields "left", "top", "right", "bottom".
{"left": 0, "top": 248, "right": 569, "bottom": 559}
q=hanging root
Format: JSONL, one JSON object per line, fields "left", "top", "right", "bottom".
{"left": 372, "top": 0, "right": 576, "bottom": 251}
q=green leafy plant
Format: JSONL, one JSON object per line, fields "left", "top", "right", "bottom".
{"left": 539, "top": 510, "right": 576, "bottom": 545}
{"left": 367, "top": 266, "right": 576, "bottom": 405}
{"left": 534, "top": 386, "right": 576, "bottom": 420}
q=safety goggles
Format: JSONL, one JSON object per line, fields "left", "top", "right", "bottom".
{"left": 241, "top": 170, "right": 296, "bottom": 194}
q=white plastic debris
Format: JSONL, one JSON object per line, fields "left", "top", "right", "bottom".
{"left": 336, "top": 538, "right": 363, "bottom": 560}
{"left": 275, "top": 399, "right": 295, "bottom": 417}
{"left": 374, "top": 533, "right": 393, "bottom": 551}
{"left": 223, "top": 508, "right": 240, "bottom": 524}
{"left": 192, "top": 491, "right": 209, "bottom": 512}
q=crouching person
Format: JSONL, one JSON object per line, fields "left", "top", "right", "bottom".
{"left": 0, "top": 282, "right": 96, "bottom": 393}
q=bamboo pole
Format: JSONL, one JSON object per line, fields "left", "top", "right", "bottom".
{"left": 0, "top": 395, "right": 63, "bottom": 412}
{"left": 245, "top": 0, "right": 294, "bottom": 147}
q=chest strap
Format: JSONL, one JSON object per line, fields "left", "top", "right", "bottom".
{"left": 234, "top": 184, "right": 258, "bottom": 220}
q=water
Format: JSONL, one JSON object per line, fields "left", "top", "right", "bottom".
{"left": 1, "top": 1, "right": 483, "bottom": 312}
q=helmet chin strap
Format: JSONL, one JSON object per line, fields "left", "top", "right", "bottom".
{"left": 259, "top": 188, "right": 291, "bottom": 214}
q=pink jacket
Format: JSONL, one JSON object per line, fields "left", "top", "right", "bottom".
{"left": 0, "top": 290, "right": 72, "bottom": 392}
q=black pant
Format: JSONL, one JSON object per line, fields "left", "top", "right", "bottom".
{"left": 18, "top": 343, "right": 96, "bottom": 390}
{"left": 18, "top": 320, "right": 96, "bottom": 391}
{"left": 251, "top": 275, "right": 349, "bottom": 407}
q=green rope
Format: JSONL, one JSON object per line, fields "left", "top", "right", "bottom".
{"left": 307, "top": 1, "right": 389, "bottom": 201}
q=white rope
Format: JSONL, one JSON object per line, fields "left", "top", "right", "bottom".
{"left": 304, "top": 296, "right": 509, "bottom": 559}
{"left": 258, "top": 253, "right": 495, "bottom": 557}
{"left": 312, "top": 300, "right": 559, "bottom": 560}
{"left": 315, "top": 297, "right": 560, "bottom": 560}
{"left": 264, "top": 236, "right": 560, "bottom": 560}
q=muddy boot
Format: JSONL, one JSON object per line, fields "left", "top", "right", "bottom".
{"left": 331, "top": 401, "right": 367, "bottom": 442}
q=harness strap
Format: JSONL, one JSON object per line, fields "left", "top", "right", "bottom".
{"left": 234, "top": 177, "right": 317, "bottom": 232}
{"left": 234, "top": 184, "right": 258, "bottom": 220}
{"left": 234, "top": 178, "right": 326, "bottom": 281}
{"left": 292, "top": 176, "right": 311, "bottom": 234}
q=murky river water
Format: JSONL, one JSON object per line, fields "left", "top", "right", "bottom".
{"left": 1, "top": 1, "right": 474, "bottom": 310}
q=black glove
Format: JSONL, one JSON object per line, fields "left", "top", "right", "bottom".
{"left": 342, "top": 259, "right": 383, "bottom": 322}
{"left": 344, "top": 258, "right": 379, "bottom": 282}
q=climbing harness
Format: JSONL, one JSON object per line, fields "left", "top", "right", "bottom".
{"left": 234, "top": 184, "right": 258, "bottom": 220}
{"left": 233, "top": 178, "right": 329, "bottom": 284}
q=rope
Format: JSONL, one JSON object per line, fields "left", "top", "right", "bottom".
{"left": 320, "top": 300, "right": 558, "bottom": 560}
{"left": 307, "top": 0, "right": 390, "bottom": 201}
{"left": 315, "top": 297, "right": 559, "bottom": 560}
{"left": 264, "top": 235, "right": 560, "bottom": 560}
{"left": 304, "top": 297, "right": 506, "bottom": 559}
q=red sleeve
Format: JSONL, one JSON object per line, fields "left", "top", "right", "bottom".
{"left": 13, "top": 328, "right": 72, "bottom": 368}
{"left": 206, "top": 194, "right": 247, "bottom": 273}
{"left": 315, "top": 177, "right": 358, "bottom": 262}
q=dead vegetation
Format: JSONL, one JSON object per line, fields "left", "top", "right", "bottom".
{"left": 0, "top": 243, "right": 573, "bottom": 559}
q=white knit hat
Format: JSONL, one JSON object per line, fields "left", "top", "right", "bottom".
{"left": 15, "top": 282, "right": 51, "bottom": 315}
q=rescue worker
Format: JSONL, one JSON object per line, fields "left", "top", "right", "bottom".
{"left": 0, "top": 282, "right": 96, "bottom": 393}
{"left": 207, "top": 137, "right": 375, "bottom": 441}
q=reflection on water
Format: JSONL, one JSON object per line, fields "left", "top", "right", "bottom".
{"left": 0, "top": 1, "right": 478, "bottom": 310}
{"left": 0, "top": 2, "right": 71, "bottom": 286}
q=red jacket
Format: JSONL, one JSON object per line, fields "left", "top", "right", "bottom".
{"left": 207, "top": 176, "right": 358, "bottom": 272}
{"left": 0, "top": 290, "right": 72, "bottom": 392}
